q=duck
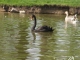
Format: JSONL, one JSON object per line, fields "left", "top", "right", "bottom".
{"left": 65, "top": 11, "right": 78, "bottom": 25}
{"left": 19, "top": 10, "right": 25, "bottom": 14}
{"left": 30, "top": 14, "right": 54, "bottom": 32}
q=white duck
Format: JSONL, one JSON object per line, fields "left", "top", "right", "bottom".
{"left": 19, "top": 10, "right": 25, "bottom": 14}
{"left": 65, "top": 11, "right": 78, "bottom": 26}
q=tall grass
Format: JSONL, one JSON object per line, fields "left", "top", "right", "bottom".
{"left": 0, "top": 0, "right": 80, "bottom": 7}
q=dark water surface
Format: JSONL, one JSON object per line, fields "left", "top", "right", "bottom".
{"left": 0, "top": 12, "right": 80, "bottom": 60}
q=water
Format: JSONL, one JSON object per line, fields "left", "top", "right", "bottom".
{"left": 0, "top": 12, "right": 80, "bottom": 60}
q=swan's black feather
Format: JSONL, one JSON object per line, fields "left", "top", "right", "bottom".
{"left": 31, "top": 15, "right": 54, "bottom": 32}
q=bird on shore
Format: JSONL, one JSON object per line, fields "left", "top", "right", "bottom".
{"left": 19, "top": 10, "right": 25, "bottom": 14}
{"left": 30, "top": 14, "right": 54, "bottom": 32}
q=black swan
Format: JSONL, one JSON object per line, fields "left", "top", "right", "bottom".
{"left": 30, "top": 14, "right": 54, "bottom": 32}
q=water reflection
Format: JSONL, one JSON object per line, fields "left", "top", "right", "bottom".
{"left": 0, "top": 12, "right": 29, "bottom": 60}
{"left": 0, "top": 13, "right": 80, "bottom": 60}
{"left": 26, "top": 32, "right": 41, "bottom": 60}
{"left": 0, "top": 13, "right": 19, "bottom": 60}
{"left": 16, "top": 19, "right": 29, "bottom": 60}
{"left": 19, "top": 13, "right": 25, "bottom": 18}
{"left": 53, "top": 18, "right": 80, "bottom": 60}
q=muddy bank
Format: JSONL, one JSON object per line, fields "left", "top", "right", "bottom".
{"left": 1, "top": 5, "right": 80, "bottom": 15}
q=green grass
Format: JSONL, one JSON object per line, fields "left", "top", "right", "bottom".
{"left": 0, "top": 0, "right": 80, "bottom": 7}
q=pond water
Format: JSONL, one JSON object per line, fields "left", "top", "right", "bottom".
{"left": 0, "top": 12, "right": 80, "bottom": 60}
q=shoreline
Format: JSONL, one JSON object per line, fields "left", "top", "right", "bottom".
{"left": 0, "top": 5, "right": 80, "bottom": 15}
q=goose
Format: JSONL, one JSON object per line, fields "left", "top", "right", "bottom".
{"left": 30, "top": 15, "right": 54, "bottom": 32}
{"left": 65, "top": 11, "right": 78, "bottom": 25}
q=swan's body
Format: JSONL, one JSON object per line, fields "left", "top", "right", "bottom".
{"left": 31, "top": 15, "right": 54, "bottom": 32}
{"left": 65, "top": 11, "right": 78, "bottom": 27}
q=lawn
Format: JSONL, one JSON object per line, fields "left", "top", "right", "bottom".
{"left": 0, "top": 0, "right": 80, "bottom": 7}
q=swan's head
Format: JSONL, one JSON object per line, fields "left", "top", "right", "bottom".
{"left": 30, "top": 14, "right": 36, "bottom": 20}
{"left": 74, "top": 14, "right": 77, "bottom": 18}
{"left": 65, "top": 11, "right": 68, "bottom": 15}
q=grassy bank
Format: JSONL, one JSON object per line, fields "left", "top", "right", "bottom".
{"left": 0, "top": 0, "right": 80, "bottom": 7}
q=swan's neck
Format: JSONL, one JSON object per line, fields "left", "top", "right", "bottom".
{"left": 66, "top": 13, "right": 68, "bottom": 17}
{"left": 31, "top": 17, "right": 37, "bottom": 31}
